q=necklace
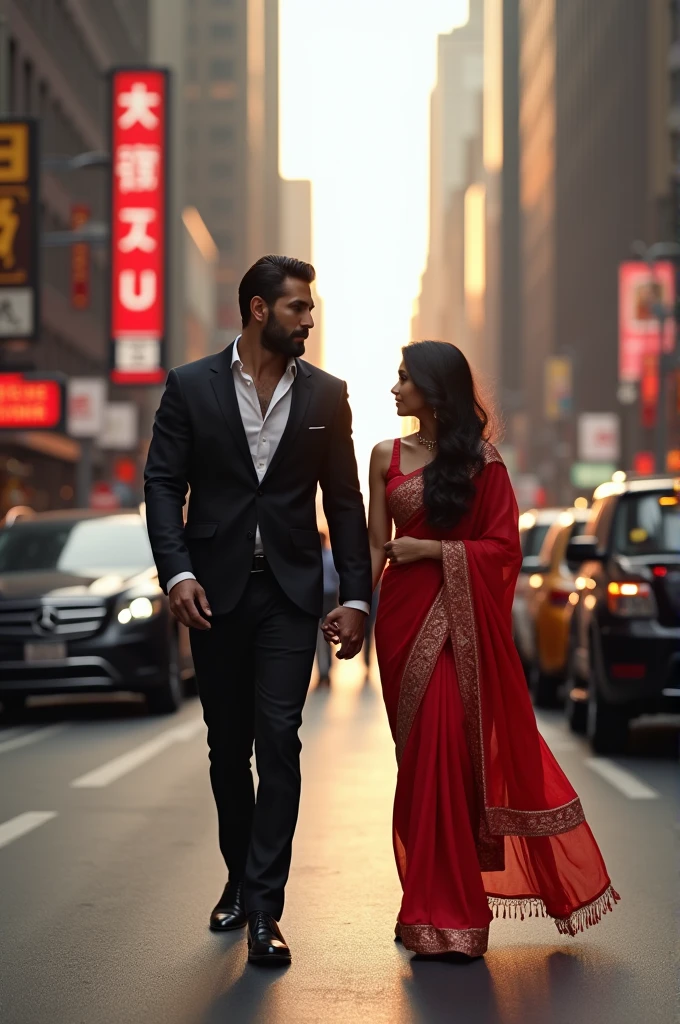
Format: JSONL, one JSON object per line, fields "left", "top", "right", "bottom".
{"left": 416, "top": 432, "right": 437, "bottom": 453}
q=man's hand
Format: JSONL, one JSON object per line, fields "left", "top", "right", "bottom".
{"left": 321, "top": 606, "right": 365, "bottom": 660}
{"left": 169, "top": 579, "right": 212, "bottom": 630}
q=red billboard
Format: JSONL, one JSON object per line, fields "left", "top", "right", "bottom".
{"left": 619, "top": 261, "right": 675, "bottom": 382}
{"left": 109, "top": 68, "right": 169, "bottom": 385}
{"left": 0, "top": 372, "right": 66, "bottom": 430}
{"left": 71, "top": 203, "right": 90, "bottom": 310}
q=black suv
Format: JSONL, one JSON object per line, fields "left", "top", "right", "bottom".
{"left": 565, "top": 475, "right": 680, "bottom": 753}
{"left": 0, "top": 509, "right": 194, "bottom": 715}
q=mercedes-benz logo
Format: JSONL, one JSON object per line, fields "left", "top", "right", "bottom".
{"left": 32, "top": 606, "right": 59, "bottom": 636}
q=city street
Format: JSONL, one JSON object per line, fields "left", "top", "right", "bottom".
{"left": 0, "top": 660, "right": 676, "bottom": 1024}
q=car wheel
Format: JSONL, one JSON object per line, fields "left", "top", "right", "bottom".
{"left": 531, "top": 666, "right": 561, "bottom": 709}
{"left": 145, "top": 632, "right": 183, "bottom": 716}
{"left": 1, "top": 694, "right": 26, "bottom": 717}
{"left": 587, "top": 689, "right": 630, "bottom": 755}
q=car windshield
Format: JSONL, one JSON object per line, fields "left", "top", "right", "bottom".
{"left": 0, "top": 516, "right": 154, "bottom": 576}
{"left": 612, "top": 492, "right": 680, "bottom": 557}
{"left": 522, "top": 523, "right": 551, "bottom": 557}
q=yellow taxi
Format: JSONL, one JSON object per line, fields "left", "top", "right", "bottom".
{"left": 525, "top": 506, "right": 591, "bottom": 706}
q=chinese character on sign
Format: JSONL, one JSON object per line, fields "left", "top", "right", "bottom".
{"left": 117, "top": 82, "right": 161, "bottom": 130}
{"left": 115, "top": 145, "right": 160, "bottom": 193}
{"left": 109, "top": 70, "right": 168, "bottom": 385}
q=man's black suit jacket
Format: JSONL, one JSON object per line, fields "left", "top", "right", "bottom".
{"left": 143, "top": 343, "right": 372, "bottom": 618}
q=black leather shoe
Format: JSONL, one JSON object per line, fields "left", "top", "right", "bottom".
{"left": 209, "top": 881, "right": 247, "bottom": 931}
{"left": 247, "top": 912, "right": 291, "bottom": 965}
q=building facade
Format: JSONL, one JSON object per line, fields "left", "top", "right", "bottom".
{"left": 279, "top": 177, "right": 324, "bottom": 368}
{"left": 412, "top": 0, "right": 484, "bottom": 357}
{"left": 183, "top": 0, "right": 280, "bottom": 341}
{"left": 517, "top": 0, "right": 671, "bottom": 503}
{"left": 0, "top": 0, "right": 150, "bottom": 515}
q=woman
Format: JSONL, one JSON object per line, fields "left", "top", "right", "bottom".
{"left": 367, "top": 341, "right": 618, "bottom": 959}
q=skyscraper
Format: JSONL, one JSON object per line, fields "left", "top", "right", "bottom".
{"left": 412, "top": 0, "right": 484, "bottom": 354}
{"left": 184, "top": 0, "right": 281, "bottom": 341}
{"left": 279, "top": 178, "right": 324, "bottom": 368}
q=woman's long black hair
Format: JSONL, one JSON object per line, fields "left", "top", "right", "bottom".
{"left": 402, "top": 341, "right": 491, "bottom": 530}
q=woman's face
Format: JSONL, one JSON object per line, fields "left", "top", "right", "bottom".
{"left": 391, "top": 361, "right": 426, "bottom": 418}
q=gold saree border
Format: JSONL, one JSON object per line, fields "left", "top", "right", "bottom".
{"left": 488, "top": 883, "right": 621, "bottom": 936}
{"left": 442, "top": 540, "right": 586, "bottom": 852}
{"left": 395, "top": 588, "right": 448, "bottom": 764}
{"left": 388, "top": 471, "right": 424, "bottom": 529}
{"left": 397, "top": 921, "right": 489, "bottom": 957}
{"left": 487, "top": 796, "right": 585, "bottom": 837}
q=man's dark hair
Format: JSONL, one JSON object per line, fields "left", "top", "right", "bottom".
{"left": 238, "top": 255, "right": 316, "bottom": 326}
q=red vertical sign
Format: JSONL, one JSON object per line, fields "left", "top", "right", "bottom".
{"left": 109, "top": 68, "right": 168, "bottom": 385}
{"left": 71, "top": 204, "right": 90, "bottom": 309}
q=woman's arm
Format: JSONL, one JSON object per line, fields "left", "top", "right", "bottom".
{"left": 367, "top": 441, "right": 394, "bottom": 591}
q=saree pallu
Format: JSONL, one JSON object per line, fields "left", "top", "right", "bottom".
{"left": 374, "top": 442, "right": 619, "bottom": 956}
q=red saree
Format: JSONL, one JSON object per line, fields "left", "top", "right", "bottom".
{"left": 374, "top": 440, "right": 619, "bottom": 957}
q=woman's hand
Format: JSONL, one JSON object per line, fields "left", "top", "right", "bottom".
{"left": 384, "top": 538, "right": 441, "bottom": 565}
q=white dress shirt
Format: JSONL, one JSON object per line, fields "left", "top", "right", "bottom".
{"left": 167, "top": 338, "right": 369, "bottom": 615}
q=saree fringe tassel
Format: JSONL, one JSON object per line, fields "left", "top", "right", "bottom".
{"left": 488, "top": 884, "right": 621, "bottom": 935}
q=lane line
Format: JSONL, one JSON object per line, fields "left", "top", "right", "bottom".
{"left": 585, "top": 758, "right": 660, "bottom": 800}
{"left": 0, "top": 811, "right": 57, "bottom": 851}
{"left": 0, "top": 724, "right": 68, "bottom": 755}
{"left": 70, "top": 716, "right": 205, "bottom": 789}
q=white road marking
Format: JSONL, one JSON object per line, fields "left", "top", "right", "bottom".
{"left": 0, "top": 811, "right": 57, "bottom": 851}
{"left": 0, "top": 724, "right": 68, "bottom": 755}
{"left": 70, "top": 716, "right": 205, "bottom": 789}
{"left": 586, "top": 758, "right": 660, "bottom": 800}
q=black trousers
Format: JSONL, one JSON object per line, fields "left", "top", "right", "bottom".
{"left": 190, "top": 565, "right": 318, "bottom": 920}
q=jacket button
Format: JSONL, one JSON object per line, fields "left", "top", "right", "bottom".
{"left": 247, "top": 531, "right": 254, "bottom": 540}
{"left": 257, "top": 488, "right": 263, "bottom": 497}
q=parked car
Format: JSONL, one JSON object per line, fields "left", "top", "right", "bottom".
{"left": 565, "top": 475, "right": 680, "bottom": 754}
{"left": 523, "top": 507, "right": 591, "bottom": 706}
{"left": 513, "top": 508, "right": 563, "bottom": 678}
{"left": 0, "top": 509, "right": 194, "bottom": 716}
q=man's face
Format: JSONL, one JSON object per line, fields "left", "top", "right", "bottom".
{"left": 261, "top": 278, "right": 315, "bottom": 358}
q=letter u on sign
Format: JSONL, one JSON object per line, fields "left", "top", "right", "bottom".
{"left": 119, "top": 269, "right": 156, "bottom": 312}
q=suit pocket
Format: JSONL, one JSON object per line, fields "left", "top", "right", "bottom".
{"left": 184, "top": 522, "right": 218, "bottom": 539}
{"left": 290, "top": 528, "right": 320, "bottom": 549}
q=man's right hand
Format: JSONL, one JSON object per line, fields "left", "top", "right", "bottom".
{"left": 169, "top": 579, "right": 212, "bottom": 630}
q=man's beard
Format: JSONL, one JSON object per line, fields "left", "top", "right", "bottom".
{"left": 261, "top": 312, "right": 308, "bottom": 357}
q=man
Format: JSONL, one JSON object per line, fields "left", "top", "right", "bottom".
{"left": 144, "top": 255, "right": 371, "bottom": 966}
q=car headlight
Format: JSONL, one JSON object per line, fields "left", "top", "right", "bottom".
{"left": 117, "top": 596, "right": 162, "bottom": 624}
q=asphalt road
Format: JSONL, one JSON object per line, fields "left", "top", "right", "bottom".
{"left": 0, "top": 659, "right": 677, "bottom": 1024}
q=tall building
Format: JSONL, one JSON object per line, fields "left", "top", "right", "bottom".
{"left": 518, "top": 0, "right": 671, "bottom": 503}
{"left": 483, "top": 0, "right": 521, "bottom": 445}
{"left": 0, "top": 0, "right": 149, "bottom": 514}
{"left": 279, "top": 177, "right": 324, "bottom": 368}
{"left": 412, "top": 0, "right": 484, "bottom": 356}
{"left": 184, "top": 0, "right": 280, "bottom": 341}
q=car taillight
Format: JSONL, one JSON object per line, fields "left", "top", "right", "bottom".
{"left": 548, "top": 588, "right": 573, "bottom": 608}
{"left": 607, "top": 581, "right": 657, "bottom": 618}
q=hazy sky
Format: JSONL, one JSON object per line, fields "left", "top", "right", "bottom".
{"left": 280, "top": 0, "right": 469, "bottom": 483}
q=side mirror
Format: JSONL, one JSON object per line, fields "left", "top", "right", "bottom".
{"left": 566, "top": 535, "right": 601, "bottom": 564}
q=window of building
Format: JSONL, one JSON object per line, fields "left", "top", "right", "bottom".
{"left": 210, "top": 59, "right": 234, "bottom": 80}
{"left": 210, "top": 124, "right": 233, "bottom": 145}
{"left": 211, "top": 22, "right": 234, "bottom": 40}
{"left": 214, "top": 232, "right": 233, "bottom": 252}
{"left": 211, "top": 162, "right": 233, "bottom": 180}
{"left": 211, "top": 196, "right": 233, "bottom": 214}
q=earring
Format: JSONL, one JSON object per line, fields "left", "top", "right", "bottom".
{"left": 433, "top": 409, "right": 438, "bottom": 420}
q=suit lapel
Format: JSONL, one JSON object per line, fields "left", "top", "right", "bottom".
{"left": 263, "top": 361, "right": 313, "bottom": 482}
{"left": 209, "top": 344, "right": 258, "bottom": 480}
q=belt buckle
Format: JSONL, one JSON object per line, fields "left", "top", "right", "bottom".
{"left": 251, "top": 555, "right": 266, "bottom": 574}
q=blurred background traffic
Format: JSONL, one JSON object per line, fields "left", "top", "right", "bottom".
{"left": 0, "top": 0, "right": 678, "bottom": 735}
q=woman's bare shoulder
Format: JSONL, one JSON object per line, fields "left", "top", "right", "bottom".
{"left": 371, "top": 438, "right": 396, "bottom": 472}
